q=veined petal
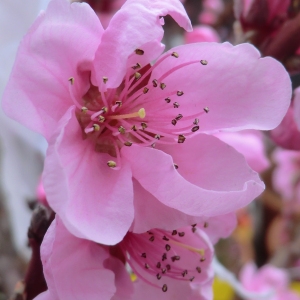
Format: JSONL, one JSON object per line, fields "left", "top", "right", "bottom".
{"left": 43, "top": 107, "right": 134, "bottom": 245}
{"left": 122, "top": 134, "right": 264, "bottom": 217}
{"left": 36, "top": 217, "right": 117, "bottom": 300}
{"left": 93, "top": 0, "right": 192, "bottom": 88}
{"left": 2, "top": 0, "right": 103, "bottom": 140}
{"left": 146, "top": 42, "right": 291, "bottom": 132}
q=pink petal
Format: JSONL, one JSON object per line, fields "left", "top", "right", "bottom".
{"left": 2, "top": 0, "right": 103, "bottom": 140}
{"left": 93, "top": 0, "right": 192, "bottom": 88}
{"left": 294, "top": 86, "right": 300, "bottom": 131}
{"left": 122, "top": 134, "right": 264, "bottom": 217}
{"left": 148, "top": 42, "right": 291, "bottom": 132}
{"left": 270, "top": 105, "right": 300, "bottom": 150}
{"left": 36, "top": 217, "right": 117, "bottom": 300}
{"left": 43, "top": 107, "right": 134, "bottom": 245}
{"left": 215, "top": 130, "right": 270, "bottom": 173}
{"left": 131, "top": 179, "right": 236, "bottom": 243}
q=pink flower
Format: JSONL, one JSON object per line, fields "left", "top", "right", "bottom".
{"left": 184, "top": 25, "right": 220, "bottom": 44}
{"left": 273, "top": 149, "right": 300, "bottom": 204}
{"left": 3, "top": 0, "right": 291, "bottom": 245}
{"left": 240, "top": 262, "right": 299, "bottom": 300}
{"left": 270, "top": 104, "right": 300, "bottom": 150}
{"left": 199, "top": 0, "right": 224, "bottom": 25}
{"left": 293, "top": 86, "right": 300, "bottom": 131}
{"left": 35, "top": 216, "right": 222, "bottom": 300}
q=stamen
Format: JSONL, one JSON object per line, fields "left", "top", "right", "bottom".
{"left": 152, "top": 79, "right": 158, "bottom": 87}
{"left": 107, "top": 108, "right": 146, "bottom": 120}
{"left": 200, "top": 60, "right": 208, "bottom": 65}
{"left": 141, "top": 253, "right": 147, "bottom": 258}
{"left": 165, "top": 97, "right": 171, "bottom": 103}
{"left": 124, "top": 141, "right": 132, "bottom": 147}
{"left": 81, "top": 106, "right": 88, "bottom": 114}
{"left": 118, "top": 126, "right": 126, "bottom": 134}
{"left": 196, "top": 267, "right": 201, "bottom": 273}
{"left": 156, "top": 262, "right": 161, "bottom": 268}
{"left": 171, "top": 52, "right": 179, "bottom": 58}
{"left": 177, "top": 91, "right": 184, "bottom": 96}
{"left": 143, "top": 87, "right": 149, "bottom": 94}
{"left": 162, "top": 283, "right": 168, "bottom": 291}
{"left": 135, "top": 49, "right": 144, "bottom": 55}
{"left": 157, "top": 274, "right": 162, "bottom": 280}
{"left": 174, "top": 163, "right": 179, "bottom": 169}
{"left": 165, "top": 244, "right": 171, "bottom": 251}
{"left": 204, "top": 222, "right": 209, "bottom": 228}
{"left": 175, "top": 114, "right": 183, "bottom": 120}
{"left": 171, "top": 119, "right": 177, "bottom": 126}
{"left": 132, "top": 63, "right": 141, "bottom": 70}
{"left": 103, "top": 76, "right": 108, "bottom": 84}
{"left": 107, "top": 161, "right": 117, "bottom": 168}
{"left": 193, "top": 118, "right": 199, "bottom": 125}
{"left": 160, "top": 83, "right": 166, "bottom": 90}
{"left": 178, "top": 135, "right": 186, "bottom": 143}
{"left": 192, "top": 126, "right": 199, "bottom": 132}
{"left": 134, "top": 72, "right": 141, "bottom": 80}
{"left": 68, "top": 77, "right": 74, "bottom": 85}
{"left": 173, "top": 102, "right": 180, "bottom": 108}
{"left": 178, "top": 232, "right": 185, "bottom": 237}
{"left": 141, "top": 122, "right": 147, "bottom": 130}
{"left": 98, "top": 116, "right": 105, "bottom": 123}
{"left": 93, "top": 124, "right": 100, "bottom": 131}
{"left": 204, "top": 107, "right": 209, "bottom": 113}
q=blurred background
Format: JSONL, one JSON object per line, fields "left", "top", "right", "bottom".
{"left": 1, "top": 0, "right": 300, "bottom": 299}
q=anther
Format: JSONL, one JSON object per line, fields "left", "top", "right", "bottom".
{"left": 162, "top": 284, "right": 168, "bottom": 292}
{"left": 93, "top": 124, "right": 100, "bottom": 131}
{"left": 131, "top": 125, "right": 137, "bottom": 131}
{"left": 134, "top": 72, "right": 141, "bottom": 80}
{"left": 173, "top": 102, "right": 180, "bottom": 108}
{"left": 103, "top": 76, "right": 108, "bottom": 83}
{"left": 141, "top": 122, "right": 148, "bottom": 130}
{"left": 166, "top": 264, "right": 171, "bottom": 271}
{"left": 192, "top": 227, "right": 197, "bottom": 233}
{"left": 102, "top": 107, "right": 108, "bottom": 114}
{"left": 192, "top": 224, "right": 197, "bottom": 227}
{"left": 162, "top": 253, "right": 167, "bottom": 261}
{"left": 118, "top": 126, "right": 126, "bottom": 134}
{"left": 172, "top": 230, "right": 177, "bottom": 235}
{"left": 145, "top": 263, "right": 150, "bottom": 269}
{"left": 124, "top": 141, "right": 132, "bottom": 147}
{"left": 156, "top": 262, "right": 161, "bottom": 268}
{"left": 204, "top": 222, "right": 209, "bottom": 228}
{"left": 152, "top": 79, "right": 158, "bottom": 87}
{"left": 200, "top": 60, "right": 208, "bottom": 65}
{"left": 177, "top": 91, "right": 184, "bottom": 96}
{"left": 171, "top": 119, "right": 177, "bottom": 126}
{"left": 182, "top": 270, "right": 188, "bottom": 277}
{"left": 160, "top": 83, "right": 166, "bottom": 90}
{"left": 162, "top": 268, "right": 167, "bottom": 274}
{"left": 115, "top": 101, "right": 122, "bottom": 107}
{"left": 148, "top": 231, "right": 153, "bottom": 235}
{"left": 149, "top": 236, "right": 155, "bottom": 242}
{"left": 178, "top": 135, "right": 186, "bottom": 143}
{"left": 135, "top": 49, "right": 144, "bottom": 55}
{"left": 162, "top": 235, "right": 169, "bottom": 241}
{"left": 132, "top": 63, "right": 141, "bottom": 70}
{"left": 190, "top": 276, "right": 195, "bottom": 282}
{"left": 165, "top": 244, "right": 171, "bottom": 251}
{"left": 192, "top": 126, "right": 200, "bottom": 132}
{"left": 200, "top": 257, "right": 206, "bottom": 262}
{"left": 157, "top": 273, "right": 162, "bottom": 280}
{"left": 155, "top": 134, "right": 161, "bottom": 140}
{"left": 174, "top": 163, "right": 179, "bottom": 169}
{"left": 178, "top": 232, "right": 185, "bottom": 237}
{"left": 98, "top": 116, "right": 105, "bottom": 123}
{"left": 193, "top": 118, "right": 199, "bottom": 125}
{"left": 196, "top": 267, "right": 201, "bottom": 273}
{"left": 171, "top": 256, "right": 180, "bottom": 262}
{"left": 171, "top": 52, "right": 179, "bottom": 58}
{"left": 107, "top": 161, "right": 116, "bottom": 168}
{"left": 141, "top": 253, "right": 147, "bottom": 258}
{"left": 68, "top": 77, "right": 74, "bottom": 85}
{"left": 165, "top": 97, "right": 171, "bottom": 103}
{"left": 175, "top": 114, "right": 183, "bottom": 120}
{"left": 81, "top": 106, "right": 88, "bottom": 114}
{"left": 143, "top": 87, "right": 149, "bottom": 94}
{"left": 151, "top": 143, "right": 156, "bottom": 148}
{"left": 204, "top": 107, "right": 209, "bottom": 113}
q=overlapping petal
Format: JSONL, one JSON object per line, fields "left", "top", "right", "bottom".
{"left": 93, "top": 0, "right": 192, "bottom": 88}
{"left": 147, "top": 42, "right": 291, "bottom": 132}
{"left": 34, "top": 217, "right": 119, "bottom": 300}
{"left": 43, "top": 107, "right": 134, "bottom": 245}
{"left": 2, "top": 0, "right": 103, "bottom": 140}
{"left": 122, "top": 134, "right": 264, "bottom": 218}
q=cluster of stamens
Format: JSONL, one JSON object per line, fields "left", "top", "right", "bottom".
{"left": 68, "top": 49, "right": 209, "bottom": 169}
{"left": 119, "top": 222, "right": 210, "bottom": 293}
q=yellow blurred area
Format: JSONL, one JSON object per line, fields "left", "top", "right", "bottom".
{"left": 213, "top": 277, "right": 234, "bottom": 300}
{"left": 290, "top": 282, "right": 300, "bottom": 296}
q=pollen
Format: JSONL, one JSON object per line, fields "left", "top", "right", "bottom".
{"left": 107, "top": 161, "right": 117, "bottom": 168}
{"left": 135, "top": 49, "right": 144, "bottom": 55}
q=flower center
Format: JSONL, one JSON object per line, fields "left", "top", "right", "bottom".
{"left": 68, "top": 49, "right": 209, "bottom": 170}
{"left": 119, "top": 224, "right": 210, "bottom": 293}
